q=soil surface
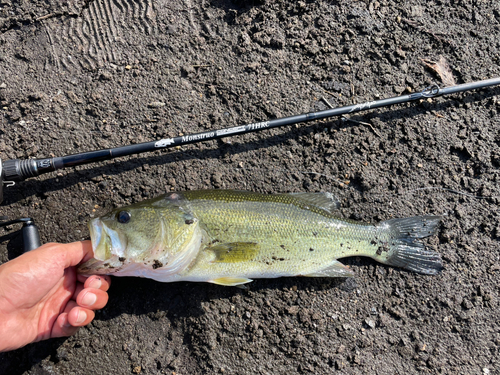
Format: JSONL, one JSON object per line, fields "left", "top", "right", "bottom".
{"left": 1, "top": 0, "right": 499, "bottom": 374}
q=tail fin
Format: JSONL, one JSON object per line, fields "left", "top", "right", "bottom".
{"left": 380, "top": 216, "right": 443, "bottom": 275}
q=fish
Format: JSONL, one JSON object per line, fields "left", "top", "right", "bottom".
{"left": 78, "top": 190, "right": 442, "bottom": 286}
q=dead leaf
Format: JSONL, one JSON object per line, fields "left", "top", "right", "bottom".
{"left": 421, "top": 56, "right": 456, "bottom": 86}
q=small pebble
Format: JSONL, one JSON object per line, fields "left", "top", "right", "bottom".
{"left": 365, "top": 318, "right": 376, "bottom": 329}
{"left": 148, "top": 101, "right": 166, "bottom": 108}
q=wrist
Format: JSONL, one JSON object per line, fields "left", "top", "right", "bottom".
{"left": 0, "top": 315, "right": 22, "bottom": 352}
{"left": 0, "top": 263, "right": 30, "bottom": 352}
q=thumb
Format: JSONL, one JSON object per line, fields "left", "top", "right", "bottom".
{"left": 63, "top": 241, "right": 94, "bottom": 268}
{"left": 38, "top": 241, "right": 94, "bottom": 268}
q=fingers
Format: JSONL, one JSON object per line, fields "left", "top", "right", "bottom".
{"left": 84, "top": 275, "right": 111, "bottom": 292}
{"left": 72, "top": 275, "right": 111, "bottom": 309}
{"left": 50, "top": 301, "right": 93, "bottom": 338}
{"left": 53, "top": 273, "right": 111, "bottom": 340}
{"left": 67, "top": 306, "right": 95, "bottom": 327}
{"left": 73, "top": 275, "right": 111, "bottom": 299}
{"left": 77, "top": 288, "right": 109, "bottom": 310}
{"left": 51, "top": 278, "right": 109, "bottom": 339}
{"left": 76, "top": 273, "right": 89, "bottom": 284}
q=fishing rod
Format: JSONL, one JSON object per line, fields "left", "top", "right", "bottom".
{"left": 1, "top": 77, "right": 499, "bottom": 203}
{"left": 0, "top": 217, "right": 41, "bottom": 252}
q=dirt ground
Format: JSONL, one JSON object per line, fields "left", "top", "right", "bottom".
{"left": 1, "top": 0, "right": 499, "bottom": 374}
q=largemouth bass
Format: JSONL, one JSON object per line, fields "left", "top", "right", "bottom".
{"left": 78, "top": 190, "right": 442, "bottom": 285}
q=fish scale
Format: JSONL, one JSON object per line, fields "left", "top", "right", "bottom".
{"left": 79, "top": 190, "right": 443, "bottom": 285}
{"left": 182, "top": 192, "right": 364, "bottom": 277}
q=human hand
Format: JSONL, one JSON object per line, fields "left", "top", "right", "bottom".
{"left": 0, "top": 241, "right": 111, "bottom": 352}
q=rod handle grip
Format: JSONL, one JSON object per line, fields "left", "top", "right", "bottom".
{"left": 21, "top": 221, "right": 41, "bottom": 252}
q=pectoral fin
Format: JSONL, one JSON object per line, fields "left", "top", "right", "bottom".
{"left": 303, "top": 260, "right": 354, "bottom": 278}
{"left": 210, "top": 242, "right": 259, "bottom": 263}
{"left": 209, "top": 277, "right": 253, "bottom": 286}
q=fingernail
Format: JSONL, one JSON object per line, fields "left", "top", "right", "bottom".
{"left": 81, "top": 292, "right": 97, "bottom": 307}
{"left": 88, "top": 277, "right": 102, "bottom": 289}
{"left": 76, "top": 310, "right": 87, "bottom": 324}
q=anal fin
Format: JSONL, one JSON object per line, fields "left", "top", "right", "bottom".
{"left": 303, "top": 260, "right": 354, "bottom": 278}
{"left": 209, "top": 277, "right": 253, "bottom": 286}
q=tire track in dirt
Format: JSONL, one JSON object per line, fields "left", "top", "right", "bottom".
{"left": 42, "top": 0, "right": 157, "bottom": 71}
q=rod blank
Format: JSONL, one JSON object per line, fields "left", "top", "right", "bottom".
{"left": 2, "top": 77, "right": 499, "bottom": 186}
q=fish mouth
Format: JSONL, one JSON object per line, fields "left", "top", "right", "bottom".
{"left": 88, "top": 218, "right": 104, "bottom": 256}
{"left": 79, "top": 219, "right": 128, "bottom": 274}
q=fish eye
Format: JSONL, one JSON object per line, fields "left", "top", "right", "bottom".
{"left": 116, "top": 211, "right": 131, "bottom": 224}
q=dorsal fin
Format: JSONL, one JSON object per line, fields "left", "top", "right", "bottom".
{"left": 288, "top": 192, "right": 340, "bottom": 213}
